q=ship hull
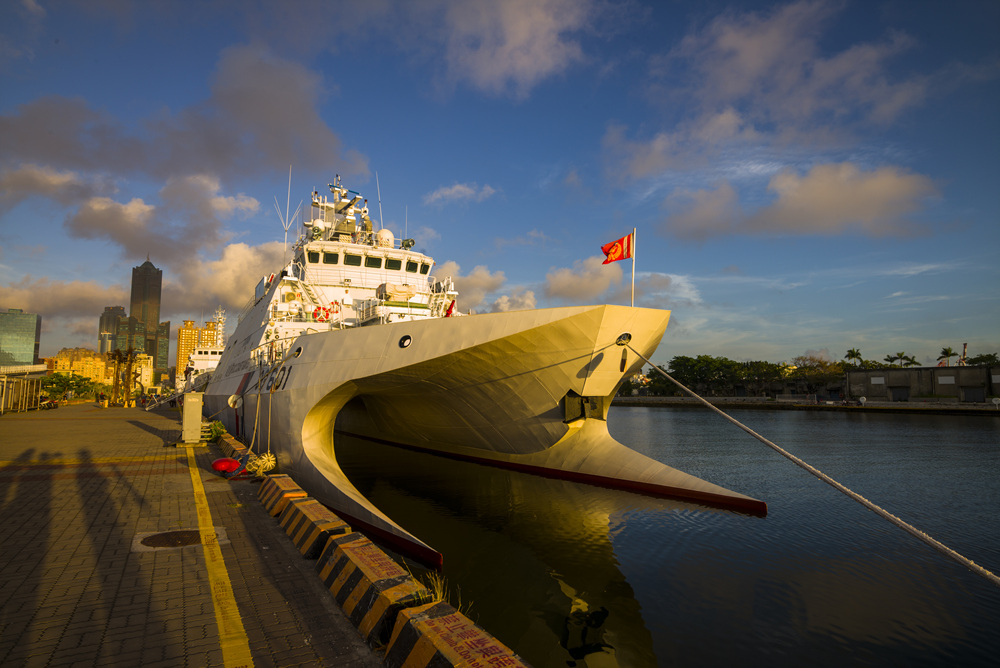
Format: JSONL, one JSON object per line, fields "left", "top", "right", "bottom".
{"left": 205, "top": 304, "right": 765, "bottom": 565}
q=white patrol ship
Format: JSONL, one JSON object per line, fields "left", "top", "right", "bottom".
{"left": 203, "top": 177, "right": 765, "bottom": 566}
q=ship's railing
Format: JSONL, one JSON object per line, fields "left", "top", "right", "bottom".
{"left": 268, "top": 302, "right": 345, "bottom": 327}
{"left": 237, "top": 293, "right": 256, "bottom": 324}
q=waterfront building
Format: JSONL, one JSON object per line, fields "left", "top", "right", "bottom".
{"left": 0, "top": 308, "right": 42, "bottom": 366}
{"left": 51, "top": 348, "right": 113, "bottom": 384}
{"left": 845, "top": 366, "right": 999, "bottom": 403}
{"left": 98, "top": 306, "right": 126, "bottom": 353}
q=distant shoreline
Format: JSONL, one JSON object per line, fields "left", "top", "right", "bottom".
{"left": 612, "top": 396, "right": 1000, "bottom": 417}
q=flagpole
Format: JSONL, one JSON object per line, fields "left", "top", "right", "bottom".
{"left": 631, "top": 227, "right": 636, "bottom": 307}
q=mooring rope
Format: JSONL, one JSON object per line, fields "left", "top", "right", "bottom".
{"left": 624, "top": 342, "right": 1000, "bottom": 588}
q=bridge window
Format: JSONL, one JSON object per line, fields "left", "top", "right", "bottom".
{"left": 344, "top": 254, "right": 362, "bottom": 266}
{"left": 365, "top": 256, "right": 382, "bottom": 268}
{"left": 406, "top": 260, "right": 419, "bottom": 273}
{"left": 307, "top": 251, "right": 320, "bottom": 264}
{"left": 323, "top": 252, "right": 339, "bottom": 265}
{"left": 420, "top": 263, "right": 430, "bottom": 275}
{"left": 386, "top": 258, "right": 402, "bottom": 271}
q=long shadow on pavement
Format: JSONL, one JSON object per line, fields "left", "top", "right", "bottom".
{"left": 0, "top": 447, "right": 51, "bottom": 664}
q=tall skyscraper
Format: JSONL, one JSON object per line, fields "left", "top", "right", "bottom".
{"left": 117, "top": 258, "right": 170, "bottom": 381}
{"left": 129, "top": 258, "right": 162, "bottom": 354}
{"left": 98, "top": 305, "right": 126, "bottom": 353}
{"left": 0, "top": 308, "right": 42, "bottom": 366}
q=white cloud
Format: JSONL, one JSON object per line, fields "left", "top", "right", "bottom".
{"left": 664, "top": 0, "right": 927, "bottom": 132}
{"left": 0, "top": 46, "right": 367, "bottom": 182}
{"left": 878, "top": 262, "right": 951, "bottom": 278}
{"left": 434, "top": 260, "right": 506, "bottom": 311}
{"left": 488, "top": 288, "right": 536, "bottom": 312}
{"left": 164, "top": 241, "right": 287, "bottom": 316}
{"left": 748, "top": 163, "right": 937, "bottom": 235}
{"left": 159, "top": 174, "right": 259, "bottom": 219}
{"left": 0, "top": 164, "right": 115, "bottom": 213}
{"left": 65, "top": 196, "right": 158, "bottom": 253}
{"left": 440, "top": 0, "right": 594, "bottom": 97}
{"left": 544, "top": 256, "right": 622, "bottom": 303}
{"left": 0, "top": 276, "right": 127, "bottom": 318}
{"left": 606, "top": 1, "right": 952, "bottom": 190}
{"left": 493, "top": 229, "right": 550, "bottom": 250}
{"left": 661, "top": 182, "right": 742, "bottom": 240}
{"left": 659, "top": 163, "right": 937, "bottom": 239}
{"left": 423, "top": 182, "right": 497, "bottom": 205}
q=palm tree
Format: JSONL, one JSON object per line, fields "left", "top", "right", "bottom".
{"left": 845, "top": 348, "right": 862, "bottom": 367}
{"left": 903, "top": 355, "right": 920, "bottom": 367}
{"left": 882, "top": 354, "right": 896, "bottom": 367}
{"left": 938, "top": 346, "right": 957, "bottom": 367}
{"left": 894, "top": 352, "right": 907, "bottom": 367}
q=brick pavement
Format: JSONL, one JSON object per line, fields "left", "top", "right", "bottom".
{"left": 0, "top": 403, "right": 382, "bottom": 668}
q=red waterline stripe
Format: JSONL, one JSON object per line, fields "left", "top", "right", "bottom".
{"left": 338, "top": 429, "right": 769, "bottom": 517}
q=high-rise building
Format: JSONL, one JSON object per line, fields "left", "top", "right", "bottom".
{"left": 176, "top": 320, "right": 199, "bottom": 371}
{"left": 156, "top": 321, "right": 170, "bottom": 373}
{"left": 129, "top": 258, "right": 161, "bottom": 354}
{"left": 0, "top": 308, "right": 42, "bottom": 366}
{"left": 98, "top": 306, "right": 126, "bottom": 353}
{"left": 176, "top": 319, "right": 221, "bottom": 371}
{"left": 117, "top": 258, "right": 170, "bottom": 380}
{"left": 114, "top": 316, "right": 143, "bottom": 353}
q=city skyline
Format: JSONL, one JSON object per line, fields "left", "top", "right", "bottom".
{"left": 1, "top": 1, "right": 998, "bottom": 367}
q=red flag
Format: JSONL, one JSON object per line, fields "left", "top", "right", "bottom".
{"left": 601, "top": 233, "right": 633, "bottom": 264}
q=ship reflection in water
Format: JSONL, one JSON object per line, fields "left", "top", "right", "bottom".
{"left": 338, "top": 407, "right": 1000, "bottom": 668}
{"left": 337, "top": 430, "right": 721, "bottom": 667}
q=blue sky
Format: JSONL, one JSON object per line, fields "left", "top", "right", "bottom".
{"left": 1, "top": 0, "right": 997, "bottom": 367}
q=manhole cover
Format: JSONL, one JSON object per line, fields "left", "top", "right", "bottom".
{"left": 132, "top": 527, "right": 228, "bottom": 552}
{"left": 141, "top": 530, "right": 202, "bottom": 548}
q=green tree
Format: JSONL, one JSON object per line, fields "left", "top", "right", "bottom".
{"left": 788, "top": 355, "right": 844, "bottom": 394}
{"left": 738, "top": 360, "right": 784, "bottom": 397}
{"left": 902, "top": 355, "right": 920, "bottom": 367}
{"left": 665, "top": 355, "right": 744, "bottom": 396}
{"left": 41, "top": 373, "right": 94, "bottom": 401}
{"left": 938, "top": 346, "right": 957, "bottom": 367}
{"left": 966, "top": 352, "right": 999, "bottom": 366}
{"left": 845, "top": 348, "right": 862, "bottom": 367}
{"left": 645, "top": 365, "right": 676, "bottom": 396}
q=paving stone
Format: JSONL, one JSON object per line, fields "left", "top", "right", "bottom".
{"left": 0, "top": 404, "right": 380, "bottom": 667}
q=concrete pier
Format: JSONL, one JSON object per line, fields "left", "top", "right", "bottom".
{"left": 0, "top": 403, "right": 381, "bottom": 667}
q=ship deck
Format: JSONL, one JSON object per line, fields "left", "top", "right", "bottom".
{"left": 0, "top": 403, "right": 380, "bottom": 667}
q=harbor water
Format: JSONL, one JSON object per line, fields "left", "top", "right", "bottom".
{"left": 337, "top": 406, "right": 1000, "bottom": 667}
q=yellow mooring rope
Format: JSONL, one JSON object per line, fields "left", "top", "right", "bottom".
{"left": 626, "top": 343, "right": 1000, "bottom": 588}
